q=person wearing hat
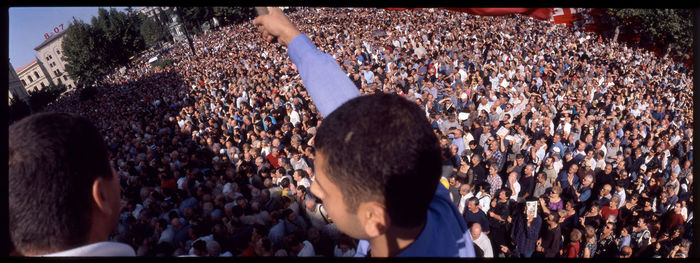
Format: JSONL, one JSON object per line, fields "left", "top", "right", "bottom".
{"left": 633, "top": 164, "right": 648, "bottom": 182}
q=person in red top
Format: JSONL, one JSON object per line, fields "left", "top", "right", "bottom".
{"left": 564, "top": 228, "right": 582, "bottom": 258}
{"left": 600, "top": 195, "right": 620, "bottom": 222}
{"left": 665, "top": 203, "right": 685, "bottom": 230}
{"left": 266, "top": 147, "right": 285, "bottom": 168}
{"left": 160, "top": 173, "right": 178, "bottom": 191}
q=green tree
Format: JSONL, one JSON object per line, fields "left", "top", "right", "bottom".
{"left": 607, "top": 9, "right": 694, "bottom": 58}
{"left": 91, "top": 8, "right": 145, "bottom": 66}
{"left": 8, "top": 97, "right": 31, "bottom": 125}
{"left": 140, "top": 14, "right": 169, "bottom": 48}
{"left": 179, "top": 7, "right": 214, "bottom": 34}
{"left": 212, "top": 7, "right": 255, "bottom": 25}
{"left": 62, "top": 18, "right": 109, "bottom": 88}
{"left": 63, "top": 8, "right": 148, "bottom": 88}
{"left": 27, "top": 83, "right": 67, "bottom": 112}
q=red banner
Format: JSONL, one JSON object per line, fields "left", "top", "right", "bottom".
{"left": 446, "top": 8, "right": 553, "bottom": 21}
{"left": 385, "top": 8, "right": 553, "bottom": 20}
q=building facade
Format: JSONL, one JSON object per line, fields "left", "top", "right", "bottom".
{"left": 137, "top": 6, "right": 185, "bottom": 40}
{"left": 15, "top": 58, "right": 54, "bottom": 94}
{"left": 34, "top": 29, "right": 76, "bottom": 90}
{"left": 8, "top": 60, "right": 30, "bottom": 104}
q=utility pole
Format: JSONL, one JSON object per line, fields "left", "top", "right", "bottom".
{"left": 174, "top": 7, "right": 196, "bottom": 55}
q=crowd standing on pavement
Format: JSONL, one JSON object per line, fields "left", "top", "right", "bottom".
{"left": 45, "top": 7, "right": 693, "bottom": 258}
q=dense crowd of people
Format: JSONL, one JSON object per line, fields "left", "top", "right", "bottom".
{"left": 44, "top": 7, "right": 693, "bottom": 258}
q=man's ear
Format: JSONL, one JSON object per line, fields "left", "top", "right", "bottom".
{"left": 357, "top": 201, "right": 388, "bottom": 238}
{"left": 92, "top": 176, "right": 116, "bottom": 217}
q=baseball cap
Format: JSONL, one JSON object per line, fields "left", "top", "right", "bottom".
{"left": 640, "top": 164, "right": 647, "bottom": 171}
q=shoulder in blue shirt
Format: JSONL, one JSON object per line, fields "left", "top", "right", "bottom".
{"left": 286, "top": 34, "right": 474, "bottom": 257}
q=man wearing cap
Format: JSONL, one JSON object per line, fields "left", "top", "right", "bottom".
{"left": 632, "top": 164, "right": 648, "bottom": 183}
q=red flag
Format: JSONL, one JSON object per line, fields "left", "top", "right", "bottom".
{"left": 446, "top": 8, "right": 552, "bottom": 20}
{"left": 385, "top": 8, "right": 552, "bottom": 20}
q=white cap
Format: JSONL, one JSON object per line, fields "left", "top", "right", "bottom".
{"left": 458, "top": 112, "right": 469, "bottom": 121}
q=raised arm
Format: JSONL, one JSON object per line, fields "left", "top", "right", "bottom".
{"left": 253, "top": 7, "right": 360, "bottom": 117}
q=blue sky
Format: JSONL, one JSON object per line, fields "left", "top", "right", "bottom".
{"left": 9, "top": 7, "right": 135, "bottom": 69}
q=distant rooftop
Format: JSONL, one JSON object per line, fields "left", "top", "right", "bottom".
{"left": 15, "top": 58, "right": 39, "bottom": 73}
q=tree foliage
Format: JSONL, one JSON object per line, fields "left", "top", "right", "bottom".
{"left": 212, "top": 7, "right": 255, "bottom": 25}
{"left": 8, "top": 97, "right": 31, "bottom": 125}
{"left": 62, "top": 18, "right": 108, "bottom": 88}
{"left": 179, "top": 7, "right": 214, "bottom": 34}
{"left": 606, "top": 9, "right": 693, "bottom": 56}
{"left": 140, "top": 14, "right": 170, "bottom": 48}
{"left": 27, "top": 83, "right": 67, "bottom": 112}
{"left": 62, "top": 8, "right": 146, "bottom": 88}
{"left": 91, "top": 8, "right": 145, "bottom": 66}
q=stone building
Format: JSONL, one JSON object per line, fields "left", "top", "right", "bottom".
{"left": 8, "top": 60, "right": 30, "bottom": 104}
{"left": 15, "top": 57, "right": 53, "bottom": 94}
{"left": 34, "top": 29, "right": 76, "bottom": 90}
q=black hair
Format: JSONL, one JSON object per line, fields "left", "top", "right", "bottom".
{"left": 315, "top": 94, "right": 441, "bottom": 228}
{"left": 480, "top": 182, "right": 491, "bottom": 193}
{"left": 295, "top": 169, "right": 308, "bottom": 179}
{"left": 193, "top": 239, "right": 207, "bottom": 254}
{"left": 468, "top": 196, "right": 480, "bottom": 206}
{"left": 549, "top": 212, "right": 560, "bottom": 223}
{"left": 280, "top": 178, "right": 291, "bottom": 188}
{"left": 9, "top": 112, "right": 113, "bottom": 254}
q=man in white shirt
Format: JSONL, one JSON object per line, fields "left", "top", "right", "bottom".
{"left": 476, "top": 184, "right": 492, "bottom": 214}
{"left": 9, "top": 113, "right": 135, "bottom": 256}
{"left": 470, "top": 223, "right": 494, "bottom": 257}
{"left": 507, "top": 172, "right": 521, "bottom": 201}
{"left": 458, "top": 184, "right": 474, "bottom": 215}
{"left": 293, "top": 169, "right": 312, "bottom": 189}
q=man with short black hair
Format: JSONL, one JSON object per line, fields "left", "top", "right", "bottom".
{"left": 254, "top": 7, "right": 474, "bottom": 257}
{"left": 463, "top": 197, "right": 490, "bottom": 234}
{"left": 9, "top": 112, "right": 135, "bottom": 256}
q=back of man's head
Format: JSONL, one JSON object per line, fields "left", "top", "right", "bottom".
{"left": 9, "top": 112, "right": 114, "bottom": 255}
{"left": 315, "top": 93, "right": 441, "bottom": 228}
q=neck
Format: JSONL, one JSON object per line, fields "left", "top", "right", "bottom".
{"left": 369, "top": 222, "right": 425, "bottom": 257}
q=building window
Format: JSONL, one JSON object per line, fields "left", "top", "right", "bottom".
{"left": 28, "top": 76, "right": 33, "bottom": 82}
{"left": 41, "top": 82, "right": 46, "bottom": 89}
{"left": 56, "top": 49, "right": 61, "bottom": 55}
{"left": 64, "top": 75, "right": 69, "bottom": 81}
{"left": 21, "top": 80, "right": 26, "bottom": 86}
{"left": 34, "top": 71, "right": 40, "bottom": 78}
